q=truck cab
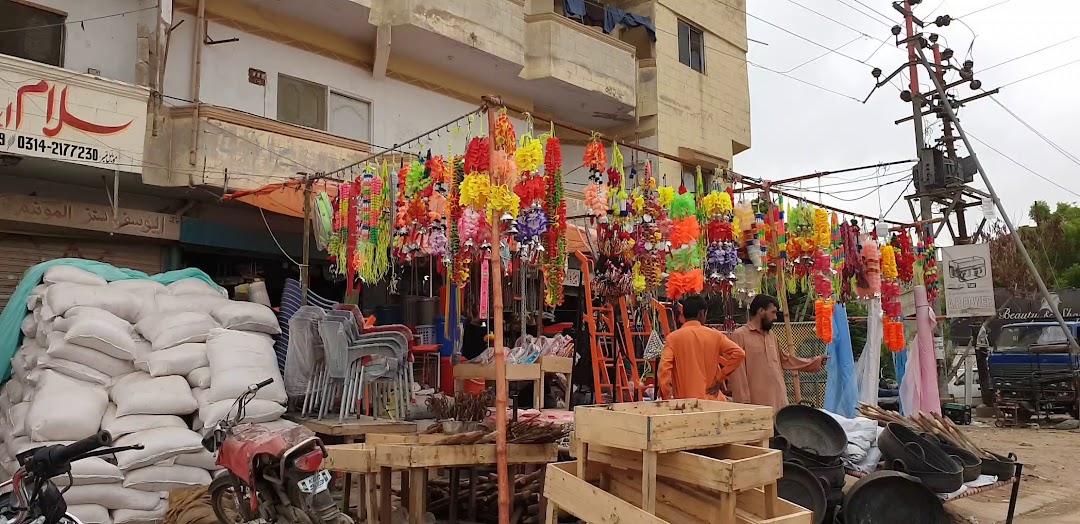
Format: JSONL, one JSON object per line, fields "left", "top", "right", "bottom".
{"left": 990, "top": 321, "right": 1080, "bottom": 418}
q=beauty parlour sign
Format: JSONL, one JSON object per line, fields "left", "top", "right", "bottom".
{"left": 0, "top": 54, "right": 149, "bottom": 173}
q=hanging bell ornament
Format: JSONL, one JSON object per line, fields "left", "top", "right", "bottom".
{"left": 501, "top": 212, "right": 514, "bottom": 223}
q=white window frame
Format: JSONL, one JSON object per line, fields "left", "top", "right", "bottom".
{"left": 276, "top": 73, "right": 373, "bottom": 143}
{"left": 677, "top": 18, "right": 706, "bottom": 74}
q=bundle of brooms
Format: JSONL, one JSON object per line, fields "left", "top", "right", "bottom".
{"left": 424, "top": 420, "right": 570, "bottom": 446}
{"left": 419, "top": 467, "right": 548, "bottom": 524}
{"left": 858, "top": 402, "right": 993, "bottom": 459}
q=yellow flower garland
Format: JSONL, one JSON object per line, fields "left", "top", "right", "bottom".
{"left": 814, "top": 208, "right": 831, "bottom": 250}
{"left": 881, "top": 244, "right": 898, "bottom": 280}
{"left": 459, "top": 173, "right": 490, "bottom": 208}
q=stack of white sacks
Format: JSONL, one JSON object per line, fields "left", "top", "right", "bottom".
{"left": 0, "top": 266, "right": 293, "bottom": 524}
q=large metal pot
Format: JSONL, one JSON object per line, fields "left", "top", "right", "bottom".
{"left": 778, "top": 462, "right": 828, "bottom": 524}
{"left": 981, "top": 451, "right": 1017, "bottom": 479}
{"left": 878, "top": 423, "right": 963, "bottom": 493}
{"left": 843, "top": 471, "right": 948, "bottom": 524}
{"left": 774, "top": 405, "right": 847, "bottom": 462}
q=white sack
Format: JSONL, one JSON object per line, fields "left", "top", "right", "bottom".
{"left": 5, "top": 381, "right": 25, "bottom": 406}
{"left": 64, "top": 484, "right": 164, "bottom": 511}
{"left": 44, "top": 266, "right": 107, "bottom": 287}
{"left": 123, "top": 464, "right": 211, "bottom": 491}
{"left": 142, "top": 343, "right": 208, "bottom": 377}
{"left": 37, "top": 355, "right": 111, "bottom": 386}
{"left": 110, "top": 373, "right": 197, "bottom": 416}
{"left": 27, "top": 284, "right": 48, "bottom": 310}
{"left": 175, "top": 449, "right": 220, "bottom": 470}
{"left": 108, "top": 279, "right": 167, "bottom": 295}
{"left": 168, "top": 278, "right": 225, "bottom": 297}
{"left": 54, "top": 307, "right": 131, "bottom": 334}
{"left": 111, "top": 500, "right": 168, "bottom": 524}
{"left": 26, "top": 371, "right": 107, "bottom": 441}
{"left": 20, "top": 315, "right": 37, "bottom": 337}
{"left": 67, "top": 504, "right": 111, "bottom": 524}
{"left": 151, "top": 295, "right": 229, "bottom": 319}
{"left": 64, "top": 321, "right": 137, "bottom": 361}
{"left": 186, "top": 367, "right": 211, "bottom": 389}
{"left": 5, "top": 437, "right": 74, "bottom": 458}
{"left": 101, "top": 404, "right": 187, "bottom": 439}
{"left": 48, "top": 337, "right": 136, "bottom": 377}
{"left": 206, "top": 329, "right": 286, "bottom": 403}
{"left": 135, "top": 312, "right": 217, "bottom": 351}
{"left": 113, "top": 427, "right": 203, "bottom": 470}
{"left": 211, "top": 302, "right": 281, "bottom": 335}
{"left": 11, "top": 342, "right": 45, "bottom": 376}
{"left": 7, "top": 403, "right": 28, "bottom": 438}
{"left": 44, "top": 283, "right": 141, "bottom": 322}
{"left": 52, "top": 457, "right": 124, "bottom": 486}
{"left": 199, "top": 399, "right": 284, "bottom": 428}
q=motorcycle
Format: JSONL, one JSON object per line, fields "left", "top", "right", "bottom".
{"left": 0, "top": 431, "right": 143, "bottom": 524}
{"left": 203, "top": 378, "right": 351, "bottom": 524}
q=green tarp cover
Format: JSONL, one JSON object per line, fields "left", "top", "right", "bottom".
{"left": 0, "top": 258, "right": 223, "bottom": 381}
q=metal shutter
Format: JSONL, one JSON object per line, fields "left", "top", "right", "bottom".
{"left": 0, "top": 234, "right": 166, "bottom": 311}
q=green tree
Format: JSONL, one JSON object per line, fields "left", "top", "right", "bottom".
{"left": 984, "top": 200, "right": 1080, "bottom": 294}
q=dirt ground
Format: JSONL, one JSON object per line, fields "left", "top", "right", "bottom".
{"left": 948, "top": 423, "right": 1080, "bottom": 523}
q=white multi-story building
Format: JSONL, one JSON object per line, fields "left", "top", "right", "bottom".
{"left": 0, "top": 0, "right": 750, "bottom": 308}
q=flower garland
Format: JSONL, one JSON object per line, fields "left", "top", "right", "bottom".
{"left": 786, "top": 203, "right": 816, "bottom": 289}
{"left": 425, "top": 155, "right": 450, "bottom": 258}
{"left": 493, "top": 110, "right": 516, "bottom": 155}
{"left": 456, "top": 139, "right": 492, "bottom": 279}
{"left": 593, "top": 149, "right": 636, "bottom": 299}
{"left": 815, "top": 298, "right": 834, "bottom": 343}
{"left": 922, "top": 236, "right": 940, "bottom": 302}
{"left": 354, "top": 163, "right": 392, "bottom": 283}
{"left": 666, "top": 192, "right": 703, "bottom": 300}
{"left": 449, "top": 156, "right": 469, "bottom": 286}
{"left": 583, "top": 137, "right": 608, "bottom": 220}
{"left": 892, "top": 230, "right": 915, "bottom": 284}
{"left": 838, "top": 221, "right": 863, "bottom": 302}
{"left": 328, "top": 182, "right": 351, "bottom": 271}
{"left": 633, "top": 161, "right": 668, "bottom": 294}
{"left": 857, "top": 234, "right": 881, "bottom": 298}
{"left": 540, "top": 135, "right": 567, "bottom": 306}
{"left": 880, "top": 243, "right": 905, "bottom": 351}
{"left": 702, "top": 190, "right": 737, "bottom": 293}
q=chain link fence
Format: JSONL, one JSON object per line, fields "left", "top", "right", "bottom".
{"left": 779, "top": 322, "right": 829, "bottom": 407}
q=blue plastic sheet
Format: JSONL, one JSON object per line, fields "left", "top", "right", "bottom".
{"left": 824, "top": 303, "right": 859, "bottom": 417}
{"left": 0, "top": 258, "right": 222, "bottom": 381}
{"left": 893, "top": 349, "right": 909, "bottom": 413}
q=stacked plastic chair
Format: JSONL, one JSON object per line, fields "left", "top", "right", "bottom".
{"left": 275, "top": 278, "right": 337, "bottom": 372}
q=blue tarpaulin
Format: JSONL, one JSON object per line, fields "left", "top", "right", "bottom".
{"left": 824, "top": 303, "right": 859, "bottom": 417}
{"left": 0, "top": 258, "right": 222, "bottom": 381}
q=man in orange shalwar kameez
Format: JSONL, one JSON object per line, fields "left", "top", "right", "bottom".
{"left": 657, "top": 294, "right": 746, "bottom": 401}
{"left": 728, "top": 295, "right": 828, "bottom": 411}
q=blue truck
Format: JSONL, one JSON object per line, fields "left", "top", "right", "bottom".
{"left": 990, "top": 321, "right": 1080, "bottom": 419}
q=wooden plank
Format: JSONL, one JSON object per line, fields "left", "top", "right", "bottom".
{"left": 574, "top": 401, "right": 773, "bottom": 452}
{"left": 408, "top": 468, "right": 426, "bottom": 524}
{"left": 642, "top": 450, "right": 657, "bottom": 514}
{"left": 379, "top": 466, "right": 392, "bottom": 524}
{"left": 364, "top": 433, "right": 444, "bottom": 446}
{"left": 543, "top": 462, "right": 669, "bottom": 524}
{"left": 285, "top": 415, "right": 417, "bottom": 437}
{"left": 540, "top": 356, "right": 573, "bottom": 373}
{"left": 375, "top": 443, "right": 558, "bottom": 468}
{"left": 453, "top": 363, "right": 542, "bottom": 381}
{"left": 324, "top": 443, "right": 377, "bottom": 474}
{"left": 586, "top": 443, "right": 782, "bottom": 494}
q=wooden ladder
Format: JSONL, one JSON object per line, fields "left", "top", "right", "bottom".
{"left": 576, "top": 252, "right": 638, "bottom": 403}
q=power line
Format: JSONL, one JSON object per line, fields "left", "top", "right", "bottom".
{"left": 883, "top": 180, "right": 913, "bottom": 218}
{"left": 781, "top": 0, "right": 891, "bottom": 48}
{"left": 998, "top": 57, "right": 1080, "bottom": 88}
{"left": 988, "top": 95, "right": 1080, "bottom": 166}
{"left": 731, "top": 0, "right": 877, "bottom": 68}
{"left": 832, "top": 0, "right": 894, "bottom": 27}
{"left": 982, "top": 34, "right": 1080, "bottom": 72}
{"left": 957, "top": 0, "right": 1014, "bottom": 19}
{"left": 778, "top": 36, "right": 863, "bottom": 73}
{"left": 0, "top": 5, "right": 158, "bottom": 34}
{"left": 966, "top": 132, "right": 1080, "bottom": 200}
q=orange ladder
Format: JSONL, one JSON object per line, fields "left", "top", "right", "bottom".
{"left": 576, "top": 252, "right": 638, "bottom": 403}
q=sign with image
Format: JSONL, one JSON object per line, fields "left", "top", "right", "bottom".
{"left": 0, "top": 55, "right": 149, "bottom": 173}
{"left": 941, "top": 243, "right": 996, "bottom": 317}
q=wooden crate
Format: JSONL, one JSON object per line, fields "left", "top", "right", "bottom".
{"left": 545, "top": 461, "right": 812, "bottom": 524}
{"left": 454, "top": 363, "right": 544, "bottom": 407}
{"left": 583, "top": 442, "right": 783, "bottom": 494}
{"left": 539, "top": 356, "right": 573, "bottom": 374}
{"left": 323, "top": 444, "right": 379, "bottom": 522}
{"left": 574, "top": 400, "right": 773, "bottom": 453}
{"left": 375, "top": 443, "right": 558, "bottom": 468}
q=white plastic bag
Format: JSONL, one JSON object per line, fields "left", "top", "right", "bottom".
{"left": 135, "top": 312, "right": 218, "bottom": 351}
{"left": 110, "top": 372, "right": 198, "bottom": 416}
{"left": 186, "top": 367, "right": 211, "bottom": 388}
{"left": 101, "top": 404, "right": 187, "bottom": 438}
{"left": 206, "top": 329, "right": 287, "bottom": 403}
{"left": 199, "top": 399, "right": 284, "bottom": 427}
{"left": 48, "top": 336, "right": 136, "bottom": 377}
{"left": 63, "top": 483, "right": 164, "bottom": 511}
{"left": 44, "top": 266, "right": 107, "bottom": 287}
{"left": 26, "top": 371, "right": 108, "bottom": 441}
{"left": 123, "top": 464, "right": 211, "bottom": 491}
{"left": 64, "top": 320, "right": 137, "bottom": 361}
{"left": 113, "top": 427, "right": 204, "bottom": 470}
{"left": 167, "top": 279, "right": 225, "bottom": 297}
{"left": 142, "top": 343, "right": 208, "bottom": 377}
{"left": 211, "top": 302, "right": 281, "bottom": 335}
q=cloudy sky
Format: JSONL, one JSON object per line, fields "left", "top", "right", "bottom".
{"left": 734, "top": 0, "right": 1079, "bottom": 239}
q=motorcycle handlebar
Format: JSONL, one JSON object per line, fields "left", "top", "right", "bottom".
{"left": 37, "top": 431, "right": 111, "bottom": 473}
{"left": 254, "top": 378, "right": 274, "bottom": 390}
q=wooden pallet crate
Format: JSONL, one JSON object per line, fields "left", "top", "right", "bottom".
{"left": 582, "top": 442, "right": 783, "bottom": 494}
{"left": 545, "top": 461, "right": 811, "bottom": 524}
{"left": 573, "top": 399, "right": 773, "bottom": 514}
{"left": 324, "top": 444, "right": 378, "bottom": 522}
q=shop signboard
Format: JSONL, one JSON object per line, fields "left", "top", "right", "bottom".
{"left": 941, "top": 243, "right": 996, "bottom": 317}
{"left": 0, "top": 194, "right": 180, "bottom": 240}
{"left": 0, "top": 54, "right": 149, "bottom": 173}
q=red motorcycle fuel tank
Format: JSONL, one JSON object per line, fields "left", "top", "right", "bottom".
{"left": 218, "top": 424, "right": 318, "bottom": 484}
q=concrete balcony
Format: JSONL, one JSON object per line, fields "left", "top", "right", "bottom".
{"left": 144, "top": 105, "right": 372, "bottom": 191}
{"left": 369, "top": 0, "right": 526, "bottom": 66}
{"left": 637, "top": 58, "right": 658, "bottom": 118}
{"left": 0, "top": 54, "right": 149, "bottom": 175}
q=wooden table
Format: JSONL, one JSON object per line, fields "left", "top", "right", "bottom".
{"left": 286, "top": 415, "right": 417, "bottom": 517}
{"left": 455, "top": 357, "right": 574, "bottom": 409}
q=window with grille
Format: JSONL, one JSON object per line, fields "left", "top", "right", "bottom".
{"left": 0, "top": 0, "right": 65, "bottom": 66}
{"left": 677, "top": 19, "right": 705, "bottom": 74}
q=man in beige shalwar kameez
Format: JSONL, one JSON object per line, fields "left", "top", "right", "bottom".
{"left": 728, "top": 295, "right": 828, "bottom": 411}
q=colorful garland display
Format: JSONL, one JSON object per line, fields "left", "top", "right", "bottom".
{"left": 593, "top": 145, "right": 636, "bottom": 299}
{"left": 666, "top": 191, "right": 703, "bottom": 300}
{"left": 540, "top": 135, "right": 567, "bottom": 306}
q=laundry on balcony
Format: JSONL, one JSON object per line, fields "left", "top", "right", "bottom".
{"left": 603, "top": 6, "right": 657, "bottom": 41}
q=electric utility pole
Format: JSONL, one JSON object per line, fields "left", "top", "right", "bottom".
{"left": 866, "top": 0, "right": 1080, "bottom": 402}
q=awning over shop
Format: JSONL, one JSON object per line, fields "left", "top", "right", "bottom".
{"left": 222, "top": 179, "right": 340, "bottom": 218}
{"left": 566, "top": 223, "right": 594, "bottom": 255}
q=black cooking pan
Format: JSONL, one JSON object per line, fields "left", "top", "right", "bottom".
{"left": 843, "top": 471, "right": 948, "bottom": 524}
{"left": 778, "top": 462, "right": 828, "bottom": 524}
{"left": 774, "top": 405, "right": 847, "bottom": 461}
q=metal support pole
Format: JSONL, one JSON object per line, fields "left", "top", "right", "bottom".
{"left": 300, "top": 175, "right": 313, "bottom": 307}
{"left": 917, "top": 49, "right": 1080, "bottom": 352}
